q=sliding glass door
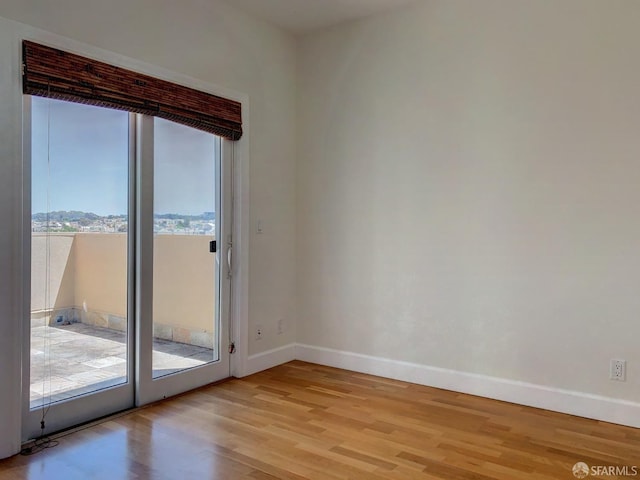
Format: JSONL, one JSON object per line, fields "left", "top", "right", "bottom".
{"left": 23, "top": 97, "right": 231, "bottom": 441}
{"left": 24, "top": 96, "right": 134, "bottom": 439}
{"left": 135, "top": 115, "right": 231, "bottom": 406}
{"left": 152, "top": 118, "right": 220, "bottom": 378}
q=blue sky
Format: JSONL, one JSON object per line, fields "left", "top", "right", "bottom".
{"left": 32, "top": 97, "right": 216, "bottom": 216}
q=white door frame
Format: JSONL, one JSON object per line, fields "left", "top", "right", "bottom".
{"left": 20, "top": 97, "right": 136, "bottom": 440}
{"left": 21, "top": 99, "right": 249, "bottom": 440}
{"left": 135, "top": 114, "right": 232, "bottom": 406}
{"left": 16, "top": 30, "right": 251, "bottom": 448}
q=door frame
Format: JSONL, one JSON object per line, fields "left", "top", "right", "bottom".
{"left": 16, "top": 30, "right": 250, "bottom": 448}
{"left": 134, "top": 114, "right": 232, "bottom": 406}
{"left": 20, "top": 95, "right": 249, "bottom": 441}
{"left": 20, "top": 97, "right": 137, "bottom": 440}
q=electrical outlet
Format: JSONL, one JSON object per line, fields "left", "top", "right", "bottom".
{"left": 610, "top": 359, "right": 626, "bottom": 381}
{"left": 255, "top": 325, "right": 263, "bottom": 341}
{"left": 277, "top": 319, "right": 284, "bottom": 335}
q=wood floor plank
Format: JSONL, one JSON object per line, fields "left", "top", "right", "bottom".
{"left": 1, "top": 360, "right": 639, "bottom": 479}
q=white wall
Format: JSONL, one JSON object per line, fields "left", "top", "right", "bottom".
{"left": 0, "top": 18, "right": 25, "bottom": 462}
{"left": 297, "top": 0, "right": 640, "bottom": 409}
{"left": 0, "top": 0, "right": 297, "bottom": 458}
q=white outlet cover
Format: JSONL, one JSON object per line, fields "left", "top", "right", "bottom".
{"left": 610, "top": 359, "right": 626, "bottom": 381}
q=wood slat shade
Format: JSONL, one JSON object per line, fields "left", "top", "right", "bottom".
{"left": 22, "top": 40, "right": 242, "bottom": 140}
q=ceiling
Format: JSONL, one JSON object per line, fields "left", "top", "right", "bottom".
{"left": 225, "top": 0, "right": 418, "bottom": 35}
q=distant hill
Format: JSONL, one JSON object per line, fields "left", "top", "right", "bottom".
{"left": 32, "top": 211, "right": 215, "bottom": 221}
{"left": 32, "top": 211, "right": 102, "bottom": 222}
{"left": 155, "top": 212, "right": 215, "bottom": 221}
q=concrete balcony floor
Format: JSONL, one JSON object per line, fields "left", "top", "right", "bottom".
{"left": 30, "top": 323, "right": 214, "bottom": 408}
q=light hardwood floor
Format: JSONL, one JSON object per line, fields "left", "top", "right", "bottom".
{"left": 1, "top": 361, "right": 638, "bottom": 479}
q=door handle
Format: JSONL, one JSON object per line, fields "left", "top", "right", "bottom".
{"left": 227, "top": 245, "right": 232, "bottom": 278}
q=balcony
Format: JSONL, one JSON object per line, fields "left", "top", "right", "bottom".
{"left": 30, "top": 232, "right": 216, "bottom": 407}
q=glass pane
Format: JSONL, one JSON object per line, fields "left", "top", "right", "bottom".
{"left": 152, "top": 118, "right": 219, "bottom": 378}
{"left": 30, "top": 97, "right": 130, "bottom": 408}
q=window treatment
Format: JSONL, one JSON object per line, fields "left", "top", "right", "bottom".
{"left": 23, "top": 40, "right": 242, "bottom": 141}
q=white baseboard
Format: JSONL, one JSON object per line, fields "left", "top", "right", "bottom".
{"left": 295, "top": 344, "right": 640, "bottom": 429}
{"left": 245, "top": 343, "right": 296, "bottom": 376}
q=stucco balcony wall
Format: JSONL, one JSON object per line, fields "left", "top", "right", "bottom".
{"left": 31, "top": 233, "right": 215, "bottom": 348}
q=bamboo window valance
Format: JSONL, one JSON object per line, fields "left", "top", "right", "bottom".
{"left": 22, "top": 40, "right": 242, "bottom": 140}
